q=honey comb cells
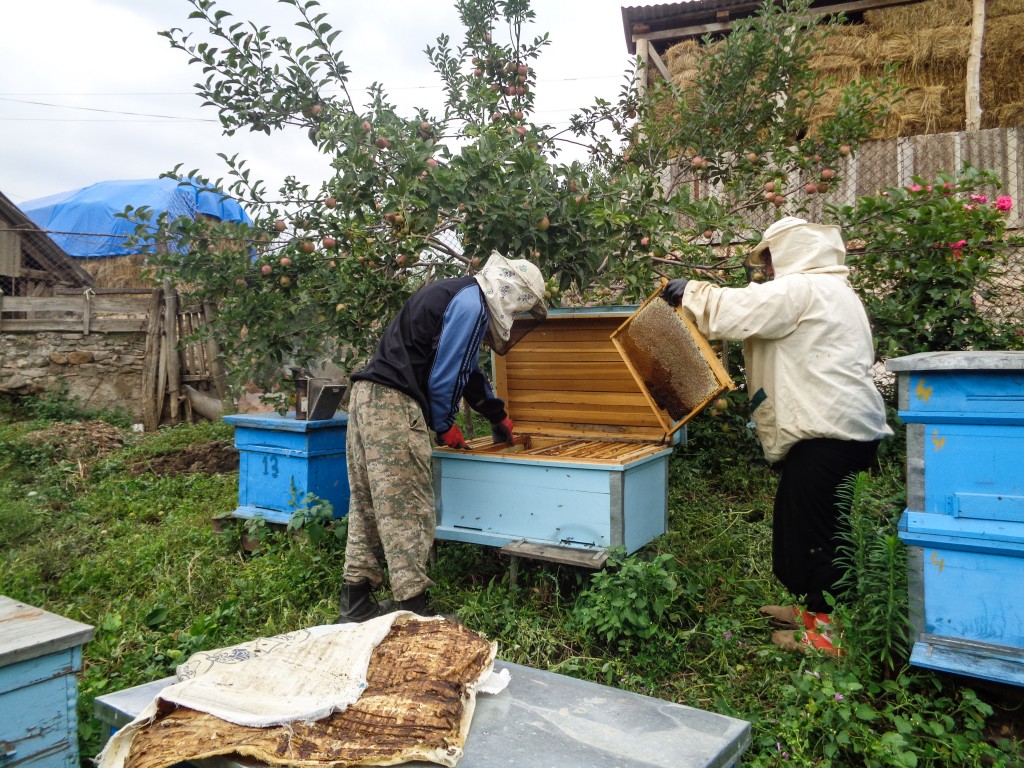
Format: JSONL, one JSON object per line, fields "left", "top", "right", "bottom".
{"left": 615, "top": 296, "right": 726, "bottom": 423}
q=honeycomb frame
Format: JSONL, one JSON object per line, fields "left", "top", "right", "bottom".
{"left": 610, "top": 282, "right": 736, "bottom": 436}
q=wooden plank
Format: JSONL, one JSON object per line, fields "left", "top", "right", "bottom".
{"left": 155, "top": 315, "right": 168, "bottom": 428}
{"left": 90, "top": 319, "right": 148, "bottom": 333}
{"left": 82, "top": 293, "right": 91, "bottom": 334}
{"left": 514, "top": 419, "right": 666, "bottom": 440}
{"left": 504, "top": 363, "right": 635, "bottom": 380}
{"left": 510, "top": 340, "right": 619, "bottom": 352}
{"left": 0, "top": 319, "right": 81, "bottom": 331}
{"left": 164, "top": 284, "right": 181, "bottom": 424}
{"left": 0, "top": 318, "right": 148, "bottom": 333}
{"left": 506, "top": 390, "right": 650, "bottom": 407}
{"left": 507, "top": 350, "right": 624, "bottom": 363}
{"left": 501, "top": 539, "right": 609, "bottom": 569}
{"left": 90, "top": 296, "right": 150, "bottom": 313}
{"left": 510, "top": 410, "right": 659, "bottom": 428}
{"left": 506, "top": 377, "right": 642, "bottom": 393}
{"left": 1, "top": 297, "right": 78, "bottom": 312}
{"left": 141, "top": 289, "right": 163, "bottom": 432}
{"left": 513, "top": 328, "right": 619, "bottom": 344}
{"left": 203, "top": 301, "right": 227, "bottom": 398}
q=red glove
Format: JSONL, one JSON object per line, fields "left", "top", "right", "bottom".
{"left": 439, "top": 425, "right": 468, "bottom": 449}
{"left": 491, "top": 416, "right": 515, "bottom": 445}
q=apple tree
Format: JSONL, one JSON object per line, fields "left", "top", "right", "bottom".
{"left": 137, "top": 0, "right": 897, "bottom": 398}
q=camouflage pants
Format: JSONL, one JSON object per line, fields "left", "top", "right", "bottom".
{"left": 342, "top": 379, "right": 436, "bottom": 601}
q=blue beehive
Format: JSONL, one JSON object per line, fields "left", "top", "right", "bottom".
{"left": 886, "top": 351, "right": 1024, "bottom": 687}
{"left": 223, "top": 412, "right": 350, "bottom": 525}
{"left": 434, "top": 303, "right": 733, "bottom": 560}
{"left": 0, "top": 596, "right": 94, "bottom": 768}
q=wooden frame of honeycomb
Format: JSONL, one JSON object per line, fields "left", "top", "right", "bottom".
{"left": 610, "top": 281, "right": 736, "bottom": 437}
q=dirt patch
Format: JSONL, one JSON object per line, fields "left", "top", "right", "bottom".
{"left": 23, "top": 420, "right": 126, "bottom": 461}
{"left": 126, "top": 440, "right": 239, "bottom": 477}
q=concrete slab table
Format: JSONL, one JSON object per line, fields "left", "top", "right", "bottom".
{"left": 94, "top": 661, "right": 751, "bottom": 768}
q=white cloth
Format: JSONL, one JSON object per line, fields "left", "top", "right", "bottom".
{"left": 681, "top": 221, "right": 892, "bottom": 463}
{"left": 473, "top": 252, "right": 546, "bottom": 353}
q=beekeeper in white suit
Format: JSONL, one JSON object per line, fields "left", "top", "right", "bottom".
{"left": 661, "top": 217, "right": 892, "bottom": 656}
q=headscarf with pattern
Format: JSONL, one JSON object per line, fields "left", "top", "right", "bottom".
{"left": 473, "top": 252, "right": 547, "bottom": 355}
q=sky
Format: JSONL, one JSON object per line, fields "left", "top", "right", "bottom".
{"left": 0, "top": 0, "right": 637, "bottom": 206}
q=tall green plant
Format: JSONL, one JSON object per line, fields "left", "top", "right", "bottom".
{"left": 833, "top": 470, "right": 910, "bottom": 675}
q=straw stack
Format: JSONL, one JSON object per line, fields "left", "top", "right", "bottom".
{"left": 662, "top": 0, "right": 1024, "bottom": 139}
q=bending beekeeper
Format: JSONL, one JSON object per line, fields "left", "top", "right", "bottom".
{"left": 662, "top": 217, "right": 892, "bottom": 656}
{"left": 338, "top": 253, "right": 547, "bottom": 622}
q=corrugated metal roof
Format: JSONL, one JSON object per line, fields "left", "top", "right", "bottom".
{"left": 621, "top": 0, "right": 762, "bottom": 53}
{"left": 620, "top": 0, "right": 902, "bottom": 53}
{"left": 0, "top": 190, "right": 93, "bottom": 288}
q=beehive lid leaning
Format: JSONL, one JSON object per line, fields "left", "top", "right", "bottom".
{"left": 611, "top": 284, "right": 735, "bottom": 437}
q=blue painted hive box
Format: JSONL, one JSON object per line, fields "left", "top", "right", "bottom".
{"left": 434, "top": 299, "right": 734, "bottom": 557}
{"left": 0, "top": 595, "right": 94, "bottom": 768}
{"left": 886, "top": 351, "right": 1024, "bottom": 687}
{"left": 223, "top": 412, "right": 350, "bottom": 525}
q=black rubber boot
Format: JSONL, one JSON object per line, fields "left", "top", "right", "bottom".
{"left": 396, "top": 592, "right": 433, "bottom": 616}
{"left": 337, "top": 580, "right": 386, "bottom": 623}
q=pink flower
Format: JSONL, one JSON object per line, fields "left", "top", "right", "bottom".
{"left": 907, "top": 184, "right": 923, "bottom": 192}
{"left": 996, "top": 195, "right": 1014, "bottom": 212}
{"left": 949, "top": 239, "right": 967, "bottom": 262}
{"left": 970, "top": 194, "right": 988, "bottom": 204}
{"left": 835, "top": 693, "right": 845, "bottom": 701}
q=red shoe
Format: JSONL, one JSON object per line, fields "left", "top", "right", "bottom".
{"left": 771, "top": 627, "right": 844, "bottom": 657}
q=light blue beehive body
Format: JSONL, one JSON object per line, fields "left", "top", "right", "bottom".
{"left": 887, "top": 351, "right": 1024, "bottom": 686}
{"left": 433, "top": 306, "right": 695, "bottom": 555}
{"left": 224, "top": 412, "right": 350, "bottom": 524}
{"left": 0, "top": 596, "right": 94, "bottom": 767}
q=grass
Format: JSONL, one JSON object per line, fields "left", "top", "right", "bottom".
{"left": 0, "top": 395, "right": 1020, "bottom": 767}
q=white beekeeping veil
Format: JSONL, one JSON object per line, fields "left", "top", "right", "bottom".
{"left": 473, "top": 252, "right": 547, "bottom": 355}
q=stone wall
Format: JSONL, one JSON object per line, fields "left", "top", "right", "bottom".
{"left": 0, "top": 331, "right": 147, "bottom": 421}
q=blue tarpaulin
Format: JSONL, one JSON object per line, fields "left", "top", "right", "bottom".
{"left": 20, "top": 178, "right": 252, "bottom": 258}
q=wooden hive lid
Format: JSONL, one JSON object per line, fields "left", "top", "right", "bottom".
{"left": 0, "top": 595, "right": 94, "bottom": 668}
{"left": 490, "top": 307, "right": 668, "bottom": 443}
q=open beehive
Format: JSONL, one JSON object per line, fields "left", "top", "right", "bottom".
{"left": 432, "top": 298, "right": 734, "bottom": 556}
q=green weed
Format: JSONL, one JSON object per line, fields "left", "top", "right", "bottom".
{"left": 0, "top": 402, "right": 1019, "bottom": 767}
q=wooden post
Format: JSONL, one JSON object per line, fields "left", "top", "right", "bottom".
{"left": 966, "top": 0, "right": 986, "bottom": 131}
{"left": 636, "top": 37, "right": 650, "bottom": 101}
{"left": 202, "top": 300, "right": 228, "bottom": 400}
{"left": 82, "top": 289, "right": 92, "bottom": 335}
{"left": 163, "top": 281, "right": 181, "bottom": 424}
{"left": 141, "top": 289, "right": 164, "bottom": 432}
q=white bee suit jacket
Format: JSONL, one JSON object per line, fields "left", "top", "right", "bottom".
{"left": 680, "top": 219, "right": 892, "bottom": 463}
